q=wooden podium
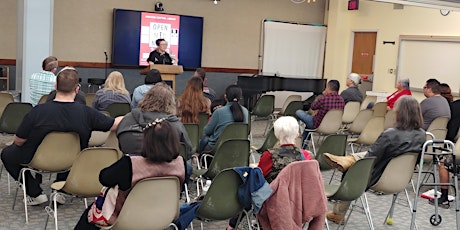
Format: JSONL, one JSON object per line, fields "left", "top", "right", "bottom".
{"left": 150, "top": 64, "right": 183, "bottom": 90}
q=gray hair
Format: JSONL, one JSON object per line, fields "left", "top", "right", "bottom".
{"left": 400, "top": 78, "right": 410, "bottom": 90}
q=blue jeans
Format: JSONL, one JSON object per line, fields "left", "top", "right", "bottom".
{"left": 198, "top": 136, "right": 210, "bottom": 154}
{"left": 295, "top": 110, "right": 314, "bottom": 145}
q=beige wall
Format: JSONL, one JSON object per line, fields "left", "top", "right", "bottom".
{"left": 0, "top": 0, "right": 325, "bottom": 69}
{"left": 324, "top": 0, "right": 460, "bottom": 101}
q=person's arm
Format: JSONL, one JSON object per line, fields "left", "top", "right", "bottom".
{"left": 205, "top": 98, "right": 211, "bottom": 115}
{"left": 14, "top": 111, "right": 34, "bottom": 146}
{"left": 99, "top": 155, "right": 132, "bottom": 190}
{"left": 258, "top": 150, "right": 273, "bottom": 177}
{"left": 13, "top": 135, "right": 27, "bottom": 146}
{"left": 365, "top": 132, "right": 389, "bottom": 159}
{"left": 203, "top": 109, "right": 220, "bottom": 136}
{"left": 310, "top": 95, "right": 323, "bottom": 110}
{"left": 110, "top": 116, "right": 124, "bottom": 131}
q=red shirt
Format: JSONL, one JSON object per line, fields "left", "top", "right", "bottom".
{"left": 386, "top": 89, "right": 412, "bottom": 109}
{"left": 258, "top": 144, "right": 312, "bottom": 177}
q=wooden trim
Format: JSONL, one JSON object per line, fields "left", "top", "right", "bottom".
{"left": 0, "top": 59, "right": 259, "bottom": 74}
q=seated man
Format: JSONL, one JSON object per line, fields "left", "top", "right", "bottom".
{"left": 436, "top": 154, "right": 459, "bottom": 208}
{"left": 227, "top": 116, "right": 311, "bottom": 230}
{"left": 30, "top": 56, "right": 58, "bottom": 106}
{"left": 1, "top": 67, "right": 122, "bottom": 205}
{"left": 340, "top": 73, "right": 363, "bottom": 104}
{"left": 420, "top": 78, "right": 451, "bottom": 130}
{"left": 295, "top": 80, "right": 344, "bottom": 144}
{"left": 322, "top": 95, "right": 425, "bottom": 224}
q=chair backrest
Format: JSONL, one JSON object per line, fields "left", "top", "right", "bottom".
{"left": 427, "top": 117, "right": 449, "bottom": 133}
{"left": 205, "top": 139, "right": 250, "bottom": 180}
{"left": 38, "top": 94, "right": 48, "bottom": 105}
{"left": 214, "top": 123, "right": 248, "bottom": 152}
{"left": 347, "top": 109, "right": 373, "bottom": 135}
{"left": 60, "top": 147, "right": 121, "bottom": 197}
{"left": 88, "top": 131, "right": 111, "bottom": 147}
{"left": 252, "top": 95, "right": 275, "bottom": 118}
{"left": 342, "top": 101, "right": 361, "bottom": 124}
{"left": 360, "top": 95, "right": 377, "bottom": 110}
{"left": 196, "top": 169, "right": 243, "bottom": 220}
{"left": 384, "top": 109, "right": 396, "bottom": 129}
{"left": 85, "top": 93, "right": 96, "bottom": 107}
{"left": 198, "top": 112, "right": 209, "bottom": 138}
{"left": 279, "top": 95, "right": 301, "bottom": 114}
{"left": 113, "top": 177, "right": 180, "bottom": 230}
{"left": 104, "top": 131, "right": 121, "bottom": 153}
{"left": 184, "top": 123, "right": 199, "bottom": 153}
{"left": 0, "top": 102, "right": 33, "bottom": 134}
{"left": 105, "top": 102, "right": 132, "bottom": 118}
{"left": 28, "top": 132, "right": 81, "bottom": 171}
{"left": 370, "top": 152, "right": 418, "bottom": 194}
{"left": 256, "top": 127, "right": 277, "bottom": 153}
{"left": 315, "top": 134, "right": 348, "bottom": 170}
{"left": 355, "top": 117, "right": 385, "bottom": 145}
{"left": 0, "top": 92, "right": 14, "bottom": 117}
{"left": 316, "top": 109, "right": 344, "bottom": 134}
{"left": 280, "top": 100, "right": 303, "bottom": 117}
{"left": 372, "top": 101, "right": 387, "bottom": 117}
{"left": 328, "top": 157, "right": 376, "bottom": 201}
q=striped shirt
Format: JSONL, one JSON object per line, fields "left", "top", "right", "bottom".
{"left": 30, "top": 70, "right": 56, "bottom": 106}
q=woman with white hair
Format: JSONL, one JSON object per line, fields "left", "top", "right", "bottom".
{"left": 258, "top": 116, "right": 312, "bottom": 183}
{"left": 386, "top": 78, "right": 412, "bottom": 109}
{"left": 340, "top": 73, "right": 363, "bottom": 104}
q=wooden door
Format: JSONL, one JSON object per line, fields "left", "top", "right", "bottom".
{"left": 352, "top": 32, "right": 377, "bottom": 74}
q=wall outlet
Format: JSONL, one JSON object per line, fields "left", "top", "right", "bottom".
{"left": 388, "top": 68, "right": 395, "bottom": 74}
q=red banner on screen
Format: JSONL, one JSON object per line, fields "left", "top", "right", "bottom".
{"left": 139, "top": 12, "right": 180, "bottom": 66}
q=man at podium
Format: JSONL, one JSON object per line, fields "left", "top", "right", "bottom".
{"left": 147, "top": 38, "right": 175, "bottom": 65}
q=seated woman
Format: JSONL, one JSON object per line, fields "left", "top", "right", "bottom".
{"left": 322, "top": 95, "right": 425, "bottom": 224}
{"left": 385, "top": 78, "right": 411, "bottom": 110}
{"left": 176, "top": 77, "right": 211, "bottom": 123}
{"left": 198, "top": 85, "right": 249, "bottom": 153}
{"left": 92, "top": 71, "right": 131, "bottom": 111}
{"left": 131, "top": 69, "right": 162, "bottom": 108}
{"left": 227, "top": 116, "right": 311, "bottom": 230}
{"left": 75, "top": 119, "right": 185, "bottom": 229}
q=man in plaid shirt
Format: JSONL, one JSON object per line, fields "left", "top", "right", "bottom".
{"left": 296, "top": 80, "right": 344, "bottom": 145}
{"left": 29, "top": 56, "right": 58, "bottom": 106}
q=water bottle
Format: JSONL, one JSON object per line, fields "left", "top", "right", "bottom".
{"left": 201, "top": 179, "right": 212, "bottom": 196}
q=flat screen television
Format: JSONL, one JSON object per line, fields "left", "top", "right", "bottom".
{"left": 112, "top": 9, "right": 203, "bottom": 68}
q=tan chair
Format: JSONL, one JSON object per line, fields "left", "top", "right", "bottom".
{"left": 360, "top": 95, "right": 377, "bottom": 110}
{"left": 369, "top": 152, "right": 419, "bottom": 226}
{"left": 38, "top": 94, "right": 48, "bottom": 104}
{"left": 273, "top": 94, "right": 301, "bottom": 118}
{"left": 347, "top": 109, "right": 373, "bottom": 135}
{"left": 342, "top": 101, "right": 361, "bottom": 127}
{"left": 303, "top": 109, "right": 343, "bottom": 155}
{"left": 384, "top": 109, "right": 396, "bottom": 130}
{"left": 106, "top": 177, "right": 180, "bottom": 230}
{"left": 13, "top": 132, "right": 80, "bottom": 224}
{"left": 0, "top": 92, "right": 14, "bottom": 117}
{"left": 45, "top": 147, "right": 122, "bottom": 230}
{"left": 85, "top": 93, "right": 96, "bottom": 107}
{"left": 104, "top": 131, "right": 121, "bottom": 153}
{"left": 372, "top": 101, "right": 388, "bottom": 117}
{"left": 88, "top": 131, "right": 111, "bottom": 147}
{"left": 348, "top": 116, "right": 385, "bottom": 153}
{"left": 426, "top": 117, "right": 449, "bottom": 139}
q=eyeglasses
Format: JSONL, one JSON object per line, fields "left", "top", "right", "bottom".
{"left": 159, "top": 43, "right": 168, "bottom": 46}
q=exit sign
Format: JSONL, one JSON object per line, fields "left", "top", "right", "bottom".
{"left": 348, "top": 0, "right": 359, "bottom": 10}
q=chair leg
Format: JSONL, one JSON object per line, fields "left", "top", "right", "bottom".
{"left": 384, "top": 193, "right": 398, "bottom": 225}
{"left": 325, "top": 217, "right": 330, "bottom": 230}
{"left": 53, "top": 193, "right": 58, "bottom": 230}
{"left": 361, "top": 193, "right": 374, "bottom": 230}
{"left": 21, "top": 168, "right": 29, "bottom": 224}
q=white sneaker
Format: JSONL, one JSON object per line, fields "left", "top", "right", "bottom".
{"left": 55, "top": 193, "right": 66, "bottom": 205}
{"left": 26, "top": 194, "right": 48, "bottom": 206}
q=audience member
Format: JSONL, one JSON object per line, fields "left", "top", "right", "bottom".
{"left": 0, "top": 67, "right": 122, "bottom": 205}
{"left": 386, "top": 78, "right": 412, "bottom": 109}
{"left": 29, "top": 56, "right": 58, "bottom": 106}
{"left": 46, "top": 88, "right": 86, "bottom": 105}
{"left": 193, "top": 68, "right": 216, "bottom": 102}
{"left": 177, "top": 77, "right": 211, "bottom": 123}
{"left": 420, "top": 78, "right": 451, "bottom": 130}
{"left": 440, "top": 83, "right": 454, "bottom": 103}
{"left": 322, "top": 95, "right": 425, "bottom": 224}
{"left": 92, "top": 71, "right": 131, "bottom": 111}
{"left": 198, "top": 85, "right": 249, "bottom": 153}
{"left": 226, "top": 116, "right": 311, "bottom": 230}
{"left": 295, "top": 80, "right": 345, "bottom": 144}
{"left": 447, "top": 87, "right": 460, "bottom": 142}
{"left": 75, "top": 120, "right": 185, "bottom": 229}
{"left": 340, "top": 73, "right": 363, "bottom": 104}
{"left": 131, "top": 69, "right": 162, "bottom": 108}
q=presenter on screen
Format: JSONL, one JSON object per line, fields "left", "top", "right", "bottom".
{"left": 147, "top": 39, "right": 176, "bottom": 65}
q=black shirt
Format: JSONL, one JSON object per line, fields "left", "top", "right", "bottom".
{"left": 16, "top": 101, "right": 114, "bottom": 156}
{"left": 146, "top": 50, "right": 173, "bottom": 65}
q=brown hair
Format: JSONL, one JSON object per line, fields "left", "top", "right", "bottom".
{"left": 42, "top": 56, "right": 58, "bottom": 71}
{"left": 177, "top": 77, "right": 208, "bottom": 123}
{"left": 394, "top": 95, "right": 423, "bottom": 130}
{"left": 140, "top": 119, "right": 179, "bottom": 162}
{"left": 56, "top": 67, "right": 79, "bottom": 93}
{"left": 138, "top": 82, "right": 176, "bottom": 114}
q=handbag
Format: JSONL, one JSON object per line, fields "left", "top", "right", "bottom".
{"left": 87, "top": 185, "right": 119, "bottom": 226}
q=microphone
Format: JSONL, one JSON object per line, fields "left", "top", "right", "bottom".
{"left": 104, "top": 50, "right": 108, "bottom": 58}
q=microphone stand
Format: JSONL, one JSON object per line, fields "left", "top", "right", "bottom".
{"left": 104, "top": 51, "right": 108, "bottom": 79}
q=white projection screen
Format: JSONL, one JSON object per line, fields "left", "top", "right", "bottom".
{"left": 262, "top": 21, "right": 327, "bottom": 79}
